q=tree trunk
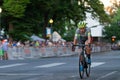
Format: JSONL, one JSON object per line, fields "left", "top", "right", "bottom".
{"left": 8, "top": 22, "right": 13, "bottom": 41}
{"left": 9, "top": 23, "right": 13, "bottom": 31}
{"left": 43, "top": 12, "right": 49, "bottom": 39}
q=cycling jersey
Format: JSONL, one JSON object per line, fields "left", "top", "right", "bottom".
{"left": 74, "top": 28, "right": 91, "bottom": 44}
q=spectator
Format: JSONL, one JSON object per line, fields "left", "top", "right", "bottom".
{"left": 0, "top": 40, "right": 3, "bottom": 60}
{"left": 35, "top": 40, "right": 40, "bottom": 48}
{"left": 2, "top": 39, "right": 8, "bottom": 60}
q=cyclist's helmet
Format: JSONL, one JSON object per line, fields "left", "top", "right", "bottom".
{"left": 77, "top": 21, "right": 87, "bottom": 29}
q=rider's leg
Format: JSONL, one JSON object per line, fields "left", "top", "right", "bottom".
{"left": 85, "top": 40, "right": 91, "bottom": 63}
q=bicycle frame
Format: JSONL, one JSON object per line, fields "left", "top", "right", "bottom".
{"left": 73, "top": 44, "right": 91, "bottom": 79}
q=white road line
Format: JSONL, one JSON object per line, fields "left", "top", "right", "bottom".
{"left": 71, "top": 62, "right": 105, "bottom": 78}
{"left": 91, "top": 62, "right": 105, "bottom": 68}
{"left": 0, "top": 63, "right": 27, "bottom": 68}
{"left": 35, "top": 63, "right": 66, "bottom": 68}
{"left": 0, "top": 73, "right": 42, "bottom": 76}
{"left": 0, "top": 62, "right": 104, "bottom": 69}
{"left": 96, "top": 71, "right": 117, "bottom": 80}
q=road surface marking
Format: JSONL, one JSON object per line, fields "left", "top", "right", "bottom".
{"left": 35, "top": 63, "right": 66, "bottom": 68}
{"left": 0, "top": 73, "right": 45, "bottom": 76}
{"left": 0, "top": 63, "right": 26, "bottom": 68}
{"left": 91, "top": 62, "right": 105, "bottom": 68}
{"left": 96, "top": 71, "right": 117, "bottom": 80}
{"left": 70, "top": 62, "right": 106, "bottom": 78}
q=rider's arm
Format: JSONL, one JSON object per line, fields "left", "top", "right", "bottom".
{"left": 73, "top": 29, "right": 79, "bottom": 45}
{"left": 87, "top": 32, "right": 91, "bottom": 44}
{"left": 72, "top": 35, "right": 77, "bottom": 51}
{"left": 73, "top": 38, "right": 77, "bottom": 45}
{"left": 72, "top": 29, "right": 79, "bottom": 51}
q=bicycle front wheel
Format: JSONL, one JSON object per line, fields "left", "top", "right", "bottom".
{"left": 79, "top": 54, "right": 84, "bottom": 79}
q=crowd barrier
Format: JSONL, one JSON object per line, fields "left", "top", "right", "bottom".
{"left": 6, "top": 44, "right": 111, "bottom": 60}
{"left": 91, "top": 44, "right": 111, "bottom": 53}
{"left": 7, "top": 46, "right": 75, "bottom": 60}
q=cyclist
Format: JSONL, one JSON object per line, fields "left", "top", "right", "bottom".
{"left": 72, "top": 21, "right": 92, "bottom": 64}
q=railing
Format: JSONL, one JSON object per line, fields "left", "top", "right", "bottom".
{"left": 6, "top": 44, "right": 111, "bottom": 60}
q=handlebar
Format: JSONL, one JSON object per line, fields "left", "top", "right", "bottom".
{"left": 73, "top": 44, "right": 90, "bottom": 47}
{"left": 72, "top": 44, "right": 90, "bottom": 51}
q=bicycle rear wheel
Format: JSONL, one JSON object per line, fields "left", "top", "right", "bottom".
{"left": 79, "top": 54, "right": 84, "bottom": 79}
{"left": 85, "top": 63, "right": 91, "bottom": 77}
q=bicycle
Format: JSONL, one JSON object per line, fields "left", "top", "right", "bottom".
{"left": 72, "top": 44, "right": 91, "bottom": 79}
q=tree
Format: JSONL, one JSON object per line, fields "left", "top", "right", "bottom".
{"left": 103, "top": 7, "right": 120, "bottom": 42}
{"left": 3, "top": 0, "right": 30, "bottom": 18}
{"left": 2, "top": 0, "right": 30, "bottom": 40}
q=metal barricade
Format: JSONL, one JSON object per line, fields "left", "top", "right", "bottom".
{"left": 7, "top": 44, "right": 111, "bottom": 60}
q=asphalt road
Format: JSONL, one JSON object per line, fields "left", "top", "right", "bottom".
{"left": 0, "top": 50, "right": 120, "bottom": 80}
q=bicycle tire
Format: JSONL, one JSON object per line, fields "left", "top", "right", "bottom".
{"left": 79, "top": 54, "right": 84, "bottom": 79}
{"left": 85, "top": 63, "right": 91, "bottom": 77}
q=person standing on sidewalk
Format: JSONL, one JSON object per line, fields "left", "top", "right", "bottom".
{"left": 0, "top": 40, "right": 3, "bottom": 60}
{"left": 2, "top": 39, "right": 9, "bottom": 60}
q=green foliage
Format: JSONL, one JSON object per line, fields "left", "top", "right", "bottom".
{"left": 3, "top": 0, "right": 30, "bottom": 18}
{"left": 112, "top": 7, "right": 120, "bottom": 23}
{"left": 63, "top": 28, "right": 76, "bottom": 41}
{"left": 103, "top": 8, "right": 120, "bottom": 42}
{"left": 88, "top": 0, "right": 111, "bottom": 23}
{"left": 103, "top": 23, "right": 120, "bottom": 42}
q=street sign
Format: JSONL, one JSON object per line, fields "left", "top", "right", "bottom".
{"left": 46, "top": 27, "right": 52, "bottom": 39}
{"left": 46, "top": 27, "right": 51, "bottom": 35}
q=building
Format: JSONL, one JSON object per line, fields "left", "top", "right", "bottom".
{"left": 86, "top": 13, "right": 103, "bottom": 42}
